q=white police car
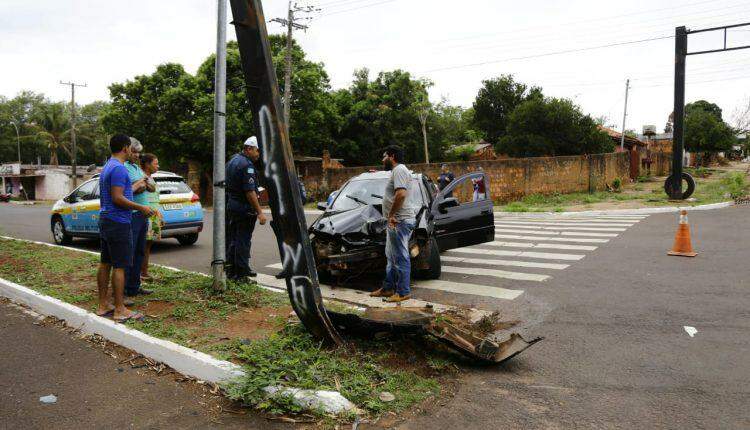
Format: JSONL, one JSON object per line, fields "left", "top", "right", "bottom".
{"left": 50, "top": 171, "right": 204, "bottom": 246}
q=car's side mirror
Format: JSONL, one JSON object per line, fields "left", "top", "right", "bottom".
{"left": 64, "top": 195, "right": 77, "bottom": 204}
{"left": 316, "top": 201, "right": 328, "bottom": 211}
{"left": 438, "top": 197, "right": 459, "bottom": 213}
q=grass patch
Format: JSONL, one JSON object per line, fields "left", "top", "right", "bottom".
{"left": 496, "top": 163, "right": 749, "bottom": 212}
{"left": 0, "top": 238, "right": 445, "bottom": 420}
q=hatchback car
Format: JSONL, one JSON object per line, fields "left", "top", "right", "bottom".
{"left": 50, "top": 171, "right": 204, "bottom": 246}
{"left": 310, "top": 170, "right": 494, "bottom": 280}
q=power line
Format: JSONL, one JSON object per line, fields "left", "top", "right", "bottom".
{"left": 318, "top": 0, "right": 397, "bottom": 17}
{"left": 422, "top": 35, "right": 675, "bottom": 73}
{"left": 270, "top": 1, "right": 319, "bottom": 128}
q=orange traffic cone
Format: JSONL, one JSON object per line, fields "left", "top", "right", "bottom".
{"left": 668, "top": 210, "right": 697, "bottom": 257}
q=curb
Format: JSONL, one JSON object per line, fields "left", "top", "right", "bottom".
{"left": 494, "top": 201, "right": 734, "bottom": 217}
{"left": 0, "top": 237, "right": 358, "bottom": 413}
{"left": 0, "top": 276, "right": 244, "bottom": 384}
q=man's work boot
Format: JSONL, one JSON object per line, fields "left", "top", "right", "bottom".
{"left": 369, "top": 288, "right": 395, "bottom": 298}
{"left": 247, "top": 269, "right": 258, "bottom": 278}
{"left": 385, "top": 293, "right": 410, "bottom": 303}
{"left": 275, "top": 270, "right": 288, "bottom": 279}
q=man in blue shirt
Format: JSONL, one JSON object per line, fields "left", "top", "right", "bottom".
{"left": 97, "top": 134, "right": 154, "bottom": 322}
{"left": 124, "top": 137, "right": 155, "bottom": 297}
{"left": 225, "top": 136, "right": 267, "bottom": 280}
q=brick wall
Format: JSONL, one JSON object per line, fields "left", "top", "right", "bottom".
{"left": 305, "top": 152, "right": 631, "bottom": 202}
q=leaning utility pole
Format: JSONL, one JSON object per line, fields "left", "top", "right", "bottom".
{"left": 60, "top": 81, "right": 86, "bottom": 189}
{"left": 270, "top": 1, "right": 316, "bottom": 131}
{"left": 211, "top": 0, "right": 228, "bottom": 291}
{"left": 619, "top": 78, "right": 630, "bottom": 151}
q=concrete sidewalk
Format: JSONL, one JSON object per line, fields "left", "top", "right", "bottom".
{"left": 0, "top": 301, "right": 284, "bottom": 429}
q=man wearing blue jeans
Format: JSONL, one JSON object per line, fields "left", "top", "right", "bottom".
{"left": 124, "top": 137, "right": 155, "bottom": 297}
{"left": 97, "top": 134, "right": 154, "bottom": 322}
{"left": 370, "top": 145, "right": 416, "bottom": 303}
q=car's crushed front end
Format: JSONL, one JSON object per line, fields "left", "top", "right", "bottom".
{"left": 310, "top": 203, "right": 433, "bottom": 277}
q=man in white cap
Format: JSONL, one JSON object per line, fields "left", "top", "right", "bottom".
{"left": 225, "top": 136, "right": 267, "bottom": 280}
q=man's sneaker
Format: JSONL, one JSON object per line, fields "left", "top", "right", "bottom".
{"left": 247, "top": 269, "right": 258, "bottom": 278}
{"left": 385, "top": 293, "right": 410, "bottom": 303}
{"left": 369, "top": 288, "right": 395, "bottom": 298}
{"left": 136, "top": 288, "right": 153, "bottom": 296}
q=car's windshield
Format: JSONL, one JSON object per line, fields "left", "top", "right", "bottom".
{"left": 329, "top": 177, "right": 424, "bottom": 212}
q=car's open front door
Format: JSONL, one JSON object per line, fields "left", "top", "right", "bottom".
{"left": 430, "top": 171, "right": 494, "bottom": 251}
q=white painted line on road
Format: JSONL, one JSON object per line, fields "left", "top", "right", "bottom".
{"left": 442, "top": 265, "right": 550, "bottom": 282}
{"left": 496, "top": 228, "right": 562, "bottom": 236}
{"left": 495, "top": 220, "right": 634, "bottom": 227}
{"left": 490, "top": 241, "right": 598, "bottom": 251}
{"left": 414, "top": 279, "right": 524, "bottom": 300}
{"left": 495, "top": 234, "right": 609, "bottom": 243}
{"left": 441, "top": 255, "right": 569, "bottom": 270}
{"left": 495, "top": 228, "right": 618, "bottom": 237}
{"left": 267, "top": 263, "right": 283, "bottom": 269}
{"left": 460, "top": 246, "right": 585, "bottom": 261}
{"left": 684, "top": 326, "right": 698, "bottom": 337}
{"left": 495, "top": 223, "right": 627, "bottom": 232}
{"left": 560, "top": 231, "right": 618, "bottom": 237}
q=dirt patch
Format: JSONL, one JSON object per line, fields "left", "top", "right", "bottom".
{"left": 143, "top": 300, "right": 176, "bottom": 317}
{"left": 198, "top": 305, "right": 293, "bottom": 342}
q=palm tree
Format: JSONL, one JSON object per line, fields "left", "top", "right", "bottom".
{"left": 33, "top": 103, "right": 72, "bottom": 165}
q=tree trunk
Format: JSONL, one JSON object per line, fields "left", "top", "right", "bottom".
{"left": 50, "top": 151, "right": 59, "bottom": 166}
{"left": 186, "top": 159, "right": 202, "bottom": 201}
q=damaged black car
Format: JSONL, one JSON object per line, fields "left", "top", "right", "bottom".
{"left": 310, "top": 170, "right": 495, "bottom": 280}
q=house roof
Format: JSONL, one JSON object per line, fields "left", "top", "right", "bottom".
{"left": 598, "top": 126, "right": 647, "bottom": 147}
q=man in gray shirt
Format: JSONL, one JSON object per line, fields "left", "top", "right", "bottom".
{"left": 370, "top": 145, "right": 416, "bottom": 302}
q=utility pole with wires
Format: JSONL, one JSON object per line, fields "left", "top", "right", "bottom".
{"left": 619, "top": 78, "right": 630, "bottom": 151}
{"left": 270, "top": 1, "right": 318, "bottom": 131}
{"left": 60, "top": 81, "right": 86, "bottom": 189}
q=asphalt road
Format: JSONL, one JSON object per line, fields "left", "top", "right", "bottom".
{"left": 1, "top": 202, "right": 749, "bottom": 428}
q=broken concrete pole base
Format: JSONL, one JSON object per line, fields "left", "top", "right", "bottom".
{"left": 263, "top": 386, "right": 358, "bottom": 415}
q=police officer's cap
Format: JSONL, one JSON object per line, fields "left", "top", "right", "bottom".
{"left": 243, "top": 136, "right": 259, "bottom": 149}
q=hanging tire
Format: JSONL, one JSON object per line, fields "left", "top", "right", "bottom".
{"left": 664, "top": 172, "right": 696, "bottom": 200}
{"left": 419, "top": 237, "right": 442, "bottom": 280}
{"left": 51, "top": 217, "right": 73, "bottom": 245}
{"left": 176, "top": 233, "right": 199, "bottom": 246}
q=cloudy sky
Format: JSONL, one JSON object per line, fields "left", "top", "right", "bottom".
{"left": 2, "top": 0, "right": 749, "bottom": 133}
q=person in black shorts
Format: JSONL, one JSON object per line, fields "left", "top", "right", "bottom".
{"left": 96, "top": 134, "right": 154, "bottom": 322}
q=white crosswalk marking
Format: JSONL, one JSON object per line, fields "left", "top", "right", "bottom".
{"left": 262, "top": 213, "right": 647, "bottom": 303}
{"left": 457, "top": 246, "right": 585, "bottom": 260}
{"left": 494, "top": 220, "right": 635, "bottom": 227}
{"left": 442, "top": 255, "right": 569, "bottom": 270}
{"left": 495, "top": 228, "right": 618, "bottom": 237}
{"left": 442, "top": 265, "right": 550, "bottom": 282}
{"left": 495, "top": 223, "right": 627, "bottom": 231}
{"left": 491, "top": 241, "right": 598, "bottom": 251}
{"left": 495, "top": 234, "right": 610, "bottom": 243}
{"left": 414, "top": 280, "right": 524, "bottom": 300}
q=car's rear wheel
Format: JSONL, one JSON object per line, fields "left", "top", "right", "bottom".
{"left": 419, "top": 237, "right": 441, "bottom": 280}
{"left": 52, "top": 217, "right": 73, "bottom": 245}
{"left": 176, "top": 233, "right": 199, "bottom": 246}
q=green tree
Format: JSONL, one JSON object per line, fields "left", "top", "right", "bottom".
{"left": 472, "top": 75, "right": 542, "bottom": 144}
{"left": 33, "top": 102, "right": 75, "bottom": 166}
{"left": 685, "top": 100, "right": 723, "bottom": 120}
{"left": 334, "top": 68, "right": 432, "bottom": 165}
{"left": 0, "top": 91, "right": 47, "bottom": 163}
{"left": 684, "top": 109, "right": 735, "bottom": 161}
{"left": 497, "top": 97, "right": 614, "bottom": 157}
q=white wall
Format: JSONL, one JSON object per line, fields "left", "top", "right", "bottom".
{"left": 35, "top": 172, "right": 72, "bottom": 201}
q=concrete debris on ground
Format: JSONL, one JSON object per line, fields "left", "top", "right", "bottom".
{"left": 378, "top": 392, "right": 395, "bottom": 402}
{"left": 39, "top": 394, "right": 57, "bottom": 404}
{"left": 263, "top": 386, "right": 357, "bottom": 414}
